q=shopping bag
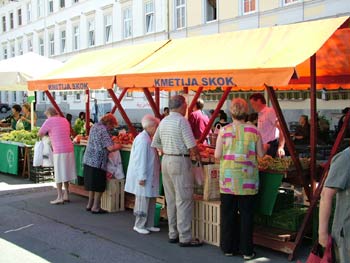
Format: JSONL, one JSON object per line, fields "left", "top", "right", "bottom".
{"left": 297, "top": 235, "right": 334, "bottom": 263}
{"left": 192, "top": 161, "right": 204, "bottom": 186}
{"left": 203, "top": 164, "right": 220, "bottom": 201}
{"left": 107, "top": 150, "right": 125, "bottom": 179}
{"left": 33, "top": 141, "right": 44, "bottom": 167}
{"left": 42, "top": 136, "right": 53, "bottom": 167}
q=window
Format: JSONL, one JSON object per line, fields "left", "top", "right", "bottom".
{"left": 205, "top": 0, "right": 217, "bottom": 22}
{"left": 49, "top": 32, "right": 54, "bottom": 56}
{"left": 88, "top": 20, "right": 95, "bottom": 47}
{"left": 10, "top": 13, "right": 14, "bottom": 29}
{"left": 48, "top": 0, "right": 54, "bottom": 13}
{"left": 14, "top": 91, "right": 17, "bottom": 102}
{"left": 39, "top": 37, "right": 44, "bottom": 55}
{"left": 283, "top": 0, "right": 299, "bottom": 5}
{"left": 104, "top": 14, "right": 112, "bottom": 43}
{"left": 38, "top": 0, "right": 44, "bottom": 18}
{"left": 27, "top": 3, "right": 32, "bottom": 22}
{"left": 2, "top": 16, "right": 6, "bottom": 32}
{"left": 60, "top": 30, "right": 66, "bottom": 53}
{"left": 18, "top": 9, "right": 22, "bottom": 26}
{"left": 175, "top": 0, "right": 186, "bottom": 29}
{"left": 10, "top": 44, "right": 15, "bottom": 57}
{"left": 145, "top": 1, "right": 154, "bottom": 33}
{"left": 62, "top": 92, "right": 67, "bottom": 101}
{"left": 73, "top": 0, "right": 79, "bottom": 3}
{"left": 27, "top": 38, "right": 33, "bottom": 52}
{"left": 2, "top": 47, "right": 7, "bottom": 59}
{"left": 243, "top": 0, "right": 256, "bottom": 14}
{"left": 60, "top": 0, "right": 65, "bottom": 8}
{"left": 41, "top": 92, "right": 46, "bottom": 102}
{"left": 123, "top": 7, "right": 132, "bottom": 39}
{"left": 72, "top": 25, "right": 79, "bottom": 50}
{"left": 18, "top": 40, "right": 23, "bottom": 55}
{"left": 75, "top": 92, "right": 81, "bottom": 101}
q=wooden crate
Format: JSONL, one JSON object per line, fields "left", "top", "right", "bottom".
{"left": 192, "top": 200, "right": 221, "bottom": 247}
{"left": 101, "top": 179, "right": 125, "bottom": 212}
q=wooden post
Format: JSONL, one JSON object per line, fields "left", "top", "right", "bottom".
{"left": 143, "top": 88, "right": 162, "bottom": 119}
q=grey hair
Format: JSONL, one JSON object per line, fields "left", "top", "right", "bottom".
{"left": 169, "top": 95, "right": 186, "bottom": 110}
{"left": 45, "top": 107, "right": 58, "bottom": 116}
{"left": 141, "top": 114, "right": 160, "bottom": 129}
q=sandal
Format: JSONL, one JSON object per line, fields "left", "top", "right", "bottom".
{"left": 50, "top": 199, "right": 64, "bottom": 205}
{"left": 179, "top": 238, "right": 203, "bottom": 247}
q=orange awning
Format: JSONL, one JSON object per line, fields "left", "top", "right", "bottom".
{"left": 28, "top": 40, "right": 169, "bottom": 91}
{"left": 116, "top": 16, "right": 349, "bottom": 91}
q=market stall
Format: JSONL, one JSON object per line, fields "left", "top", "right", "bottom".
{"left": 0, "top": 53, "right": 62, "bottom": 178}
{"left": 115, "top": 16, "right": 350, "bottom": 260}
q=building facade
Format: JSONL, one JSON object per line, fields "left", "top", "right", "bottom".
{"left": 0, "top": 0, "right": 349, "bottom": 122}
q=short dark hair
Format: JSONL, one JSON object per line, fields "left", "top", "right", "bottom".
{"left": 12, "top": 104, "right": 22, "bottom": 113}
{"left": 169, "top": 95, "right": 186, "bottom": 110}
{"left": 249, "top": 93, "right": 266, "bottom": 104}
{"left": 163, "top": 107, "right": 169, "bottom": 113}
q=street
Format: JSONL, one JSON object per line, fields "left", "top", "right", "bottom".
{"left": 0, "top": 173, "right": 310, "bottom": 263}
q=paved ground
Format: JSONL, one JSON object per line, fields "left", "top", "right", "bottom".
{"left": 0, "top": 173, "right": 311, "bottom": 263}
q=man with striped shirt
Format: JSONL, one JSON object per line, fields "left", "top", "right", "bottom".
{"left": 152, "top": 95, "right": 202, "bottom": 247}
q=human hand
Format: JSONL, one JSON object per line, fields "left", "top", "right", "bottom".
{"left": 277, "top": 147, "right": 285, "bottom": 158}
{"left": 139, "top": 180, "right": 146, "bottom": 186}
{"left": 318, "top": 232, "right": 328, "bottom": 247}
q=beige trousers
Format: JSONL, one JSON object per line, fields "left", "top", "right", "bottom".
{"left": 162, "top": 155, "right": 193, "bottom": 243}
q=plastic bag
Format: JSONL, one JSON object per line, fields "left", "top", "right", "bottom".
{"left": 106, "top": 151, "right": 125, "bottom": 179}
{"left": 42, "top": 136, "right": 53, "bottom": 167}
{"left": 192, "top": 161, "right": 204, "bottom": 186}
{"left": 33, "top": 141, "right": 43, "bottom": 167}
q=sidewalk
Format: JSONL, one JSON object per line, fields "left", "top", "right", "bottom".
{"left": 0, "top": 173, "right": 310, "bottom": 263}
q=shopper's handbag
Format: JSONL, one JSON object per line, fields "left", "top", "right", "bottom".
{"left": 298, "top": 235, "right": 334, "bottom": 263}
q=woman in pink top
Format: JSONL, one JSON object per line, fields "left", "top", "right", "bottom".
{"left": 39, "top": 107, "right": 76, "bottom": 205}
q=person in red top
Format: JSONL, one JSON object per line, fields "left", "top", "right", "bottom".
{"left": 188, "top": 98, "right": 209, "bottom": 141}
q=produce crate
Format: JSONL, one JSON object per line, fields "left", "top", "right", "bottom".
{"left": 192, "top": 200, "right": 221, "bottom": 247}
{"left": 267, "top": 206, "right": 308, "bottom": 232}
{"left": 29, "top": 166, "right": 54, "bottom": 183}
{"left": 101, "top": 179, "right": 125, "bottom": 212}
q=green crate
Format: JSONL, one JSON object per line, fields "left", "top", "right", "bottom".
{"left": 120, "top": 150, "right": 130, "bottom": 175}
{"left": 267, "top": 206, "right": 308, "bottom": 232}
{"left": 154, "top": 203, "right": 162, "bottom": 227}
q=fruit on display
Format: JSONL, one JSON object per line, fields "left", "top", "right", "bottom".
{"left": 0, "top": 127, "right": 39, "bottom": 145}
{"left": 197, "top": 143, "right": 215, "bottom": 159}
{"left": 258, "top": 155, "right": 310, "bottom": 171}
{"left": 112, "top": 133, "right": 134, "bottom": 145}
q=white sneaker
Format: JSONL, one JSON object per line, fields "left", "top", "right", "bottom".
{"left": 133, "top": 226, "right": 150, "bottom": 234}
{"left": 147, "top": 227, "right": 160, "bottom": 232}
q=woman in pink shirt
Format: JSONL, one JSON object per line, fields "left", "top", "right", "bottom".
{"left": 39, "top": 107, "right": 76, "bottom": 204}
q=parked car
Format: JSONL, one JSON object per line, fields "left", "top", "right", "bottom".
{"left": 0, "top": 103, "right": 11, "bottom": 113}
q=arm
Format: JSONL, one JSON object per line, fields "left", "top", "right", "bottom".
{"left": 318, "top": 187, "right": 337, "bottom": 247}
{"left": 106, "top": 143, "right": 122, "bottom": 152}
{"left": 189, "top": 145, "right": 201, "bottom": 162}
{"left": 276, "top": 121, "right": 285, "bottom": 157}
{"left": 256, "top": 134, "right": 265, "bottom": 157}
{"left": 214, "top": 131, "right": 223, "bottom": 159}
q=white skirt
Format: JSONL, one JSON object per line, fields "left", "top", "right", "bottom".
{"left": 53, "top": 152, "right": 77, "bottom": 183}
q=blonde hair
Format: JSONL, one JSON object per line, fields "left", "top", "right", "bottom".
{"left": 22, "top": 103, "right": 31, "bottom": 112}
{"left": 100, "top": 113, "right": 118, "bottom": 127}
{"left": 230, "top": 98, "right": 248, "bottom": 121}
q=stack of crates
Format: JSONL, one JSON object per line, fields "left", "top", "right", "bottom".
{"left": 30, "top": 166, "right": 55, "bottom": 183}
{"left": 101, "top": 179, "right": 125, "bottom": 212}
